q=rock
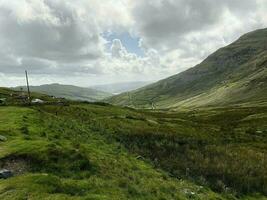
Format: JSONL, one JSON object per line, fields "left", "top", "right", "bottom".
{"left": 0, "top": 135, "right": 7, "bottom": 142}
{"left": 0, "top": 169, "right": 13, "bottom": 179}
{"left": 136, "top": 155, "right": 145, "bottom": 160}
{"left": 31, "top": 99, "right": 44, "bottom": 104}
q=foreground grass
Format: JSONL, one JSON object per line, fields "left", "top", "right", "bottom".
{"left": 0, "top": 105, "right": 233, "bottom": 200}
{"left": 39, "top": 102, "right": 267, "bottom": 198}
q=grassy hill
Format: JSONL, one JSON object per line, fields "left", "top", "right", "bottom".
{"left": 13, "top": 83, "right": 112, "bottom": 102}
{"left": 0, "top": 87, "right": 58, "bottom": 105}
{"left": 107, "top": 28, "right": 267, "bottom": 109}
{"left": 0, "top": 88, "right": 267, "bottom": 199}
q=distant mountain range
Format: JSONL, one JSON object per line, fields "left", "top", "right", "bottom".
{"left": 91, "top": 81, "right": 151, "bottom": 94}
{"left": 12, "top": 83, "right": 112, "bottom": 102}
{"left": 107, "top": 28, "right": 267, "bottom": 109}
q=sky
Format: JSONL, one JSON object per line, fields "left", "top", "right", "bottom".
{"left": 0, "top": 0, "right": 267, "bottom": 87}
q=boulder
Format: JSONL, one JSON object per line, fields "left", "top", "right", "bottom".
{"left": 0, "top": 135, "right": 7, "bottom": 142}
{"left": 0, "top": 169, "right": 13, "bottom": 179}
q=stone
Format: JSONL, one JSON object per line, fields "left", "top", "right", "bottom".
{"left": 31, "top": 99, "right": 44, "bottom": 104}
{"left": 0, "top": 169, "right": 13, "bottom": 179}
{"left": 0, "top": 135, "right": 7, "bottom": 142}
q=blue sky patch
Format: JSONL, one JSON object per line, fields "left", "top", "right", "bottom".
{"left": 103, "top": 32, "right": 144, "bottom": 57}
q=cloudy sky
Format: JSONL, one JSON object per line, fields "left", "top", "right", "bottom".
{"left": 0, "top": 0, "right": 267, "bottom": 87}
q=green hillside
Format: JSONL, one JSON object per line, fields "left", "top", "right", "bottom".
{"left": 0, "top": 103, "right": 267, "bottom": 200}
{"left": 13, "top": 83, "right": 112, "bottom": 102}
{"left": 0, "top": 89, "right": 267, "bottom": 199}
{"left": 0, "top": 104, "right": 225, "bottom": 199}
{"left": 0, "top": 87, "right": 57, "bottom": 105}
{"left": 107, "top": 28, "right": 267, "bottom": 109}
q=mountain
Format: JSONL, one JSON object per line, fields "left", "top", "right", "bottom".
{"left": 107, "top": 28, "right": 267, "bottom": 109}
{"left": 91, "top": 81, "right": 151, "bottom": 94}
{"left": 13, "top": 83, "right": 112, "bottom": 102}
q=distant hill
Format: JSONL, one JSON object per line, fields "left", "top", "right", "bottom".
{"left": 91, "top": 81, "right": 151, "bottom": 94}
{"left": 0, "top": 87, "right": 56, "bottom": 105}
{"left": 13, "top": 83, "right": 112, "bottom": 102}
{"left": 107, "top": 28, "right": 267, "bottom": 108}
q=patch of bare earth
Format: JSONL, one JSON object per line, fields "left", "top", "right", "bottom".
{"left": 0, "top": 156, "right": 29, "bottom": 176}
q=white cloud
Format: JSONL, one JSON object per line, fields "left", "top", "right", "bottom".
{"left": 111, "top": 39, "right": 127, "bottom": 58}
{"left": 0, "top": 0, "right": 267, "bottom": 87}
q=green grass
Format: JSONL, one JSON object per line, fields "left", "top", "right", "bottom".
{"left": 0, "top": 87, "right": 59, "bottom": 106}
{"left": 0, "top": 104, "right": 234, "bottom": 200}
{"left": 0, "top": 96, "right": 266, "bottom": 199}
{"left": 41, "top": 103, "right": 267, "bottom": 197}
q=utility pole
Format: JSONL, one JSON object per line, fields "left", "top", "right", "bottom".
{"left": 25, "top": 70, "right": 31, "bottom": 103}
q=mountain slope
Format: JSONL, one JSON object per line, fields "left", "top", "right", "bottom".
{"left": 107, "top": 28, "right": 267, "bottom": 108}
{"left": 13, "top": 83, "right": 112, "bottom": 102}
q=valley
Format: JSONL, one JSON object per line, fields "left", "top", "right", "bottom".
{"left": 0, "top": 27, "right": 266, "bottom": 200}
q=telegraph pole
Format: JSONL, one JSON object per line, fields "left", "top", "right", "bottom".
{"left": 25, "top": 70, "right": 31, "bottom": 103}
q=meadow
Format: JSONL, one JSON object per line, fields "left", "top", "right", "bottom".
{"left": 0, "top": 99, "right": 266, "bottom": 199}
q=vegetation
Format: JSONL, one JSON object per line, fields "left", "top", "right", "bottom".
{"left": 0, "top": 87, "right": 57, "bottom": 105}
{"left": 0, "top": 104, "right": 228, "bottom": 200}
{"left": 0, "top": 89, "right": 266, "bottom": 199}
{"left": 107, "top": 28, "right": 267, "bottom": 109}
{"left": 43, "top": 103, "right": 267, "bottom": 197}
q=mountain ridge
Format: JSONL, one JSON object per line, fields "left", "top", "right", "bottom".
{"left": 107, "top": 28, "right": 267, "bottom": 108}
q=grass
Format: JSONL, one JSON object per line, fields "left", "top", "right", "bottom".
{"left": 0, "top": 90, "right": 266, "bottom": 199}
{"left": 41, "top": 102, "right": 267, "bottom": 197}
{"left": 0, "top": 104, "right": 233, "bottom": 200}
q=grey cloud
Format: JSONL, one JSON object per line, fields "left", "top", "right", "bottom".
{"left": 0, "top": 1, "right": 102, "bottom": 62}
{"left": 133, "top": 0, "right": 219, "bottom": 38}
{"left": 0, "top": 0, "right": 105, "bottom": 77}
{"left": 132, "top": 0, "right": 261, "bottom": 51}
{"left": 0, "top": 57, "right": 53, "bottom": 75}
{"left": 0, "top": 0, "right": 267, "bottom": 87}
